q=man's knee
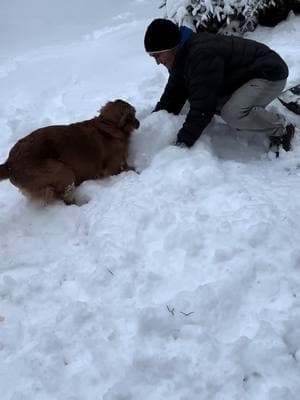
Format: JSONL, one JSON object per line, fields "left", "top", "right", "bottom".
{"left": 220, "top": 103, "right": 248, "bottom": 127}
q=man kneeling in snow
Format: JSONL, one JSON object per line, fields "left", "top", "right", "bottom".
{"left": 144, "top": 19, "right": 294, "bottom": 156}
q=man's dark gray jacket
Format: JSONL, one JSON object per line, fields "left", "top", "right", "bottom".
{"left": 154, "top": 32, "right": 289, "bottom": 147}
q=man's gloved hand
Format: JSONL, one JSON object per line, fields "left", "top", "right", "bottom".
{"left": 175, "top": 140, "right": 188, "bottom": 148}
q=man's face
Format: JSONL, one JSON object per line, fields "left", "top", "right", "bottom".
{"left": 149, "top": 49, "right": 176, "bottom": 71}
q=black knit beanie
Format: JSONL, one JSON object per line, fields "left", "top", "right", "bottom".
{"left": 144, "top": 19, "right": 181, "bottom": 53}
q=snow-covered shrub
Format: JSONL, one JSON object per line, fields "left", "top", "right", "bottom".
{"left": 159, "top": 0, "right": 277, "bottom": 35}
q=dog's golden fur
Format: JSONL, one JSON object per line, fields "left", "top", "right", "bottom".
{"left": 0, "top": 99, "right": 139, "bottom": 204}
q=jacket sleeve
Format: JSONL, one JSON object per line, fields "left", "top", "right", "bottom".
{"left": 154, "top": 73, "right": 188, "bottom": 115}
{"left": 176, "top": 54, "right": 224, "bottom": 147}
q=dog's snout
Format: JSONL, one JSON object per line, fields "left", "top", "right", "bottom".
{"left": 134, "top": 118, "right": 140, "bottom": 129}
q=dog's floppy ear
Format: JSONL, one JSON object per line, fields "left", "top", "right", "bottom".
{"left": 99, "top": 100, "right": 127, "bottom": 125}
{"left": 118, "top": 109, "right": 133, "bottom": 129}
{"left": 99, "top": 99, "right": 139, "bottom": 136}
{"left": 99, "top": 101, "right": 113, "bottom": 117}
{"left": 115, "top": 100, "right": 140, "bottom": 131}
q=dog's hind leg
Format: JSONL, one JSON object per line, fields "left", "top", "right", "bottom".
{"left": 14, "top": 159, "right": 76, "bottom": 205}
{"left": 44, "top": 160, "right": 76, "bottom": 204}
{"left": 61, "top": 182, "right": 76, "bottom": 205}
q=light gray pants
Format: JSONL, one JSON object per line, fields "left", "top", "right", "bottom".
{"left": 220, "top": 79, "right": 287, "bottom": 137}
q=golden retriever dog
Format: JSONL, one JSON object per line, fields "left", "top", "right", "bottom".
{"left": 0, "top": 99, "right": 139, "bottom": 204}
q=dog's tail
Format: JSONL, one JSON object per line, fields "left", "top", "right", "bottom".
{"left": 0, "top": 163, "right": 10, "bottom": 181}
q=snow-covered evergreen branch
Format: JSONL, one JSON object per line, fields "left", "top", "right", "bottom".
{"left": 160, "top": 0, "right": 277, "bottom": 35}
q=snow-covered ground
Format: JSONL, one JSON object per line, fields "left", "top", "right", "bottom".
{"left": 1, "top": 1, "right": 300, "bottom": 399}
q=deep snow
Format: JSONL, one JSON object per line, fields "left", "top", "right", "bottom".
{"left": 1, "top": 1, "right": 300, "bottom": 399}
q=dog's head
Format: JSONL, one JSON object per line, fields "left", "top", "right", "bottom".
{"left": 99, "top": 99, "right": 140, "bottom": 134}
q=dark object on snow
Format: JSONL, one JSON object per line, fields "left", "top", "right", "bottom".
{"left": 269, "top": 123, "right": 295, "bottom": 158}
{"left": 278, "top": 84, "right": 300, "bottom": 115}
{"left": 258, "top": 0, "right": 300, "bottom": 27}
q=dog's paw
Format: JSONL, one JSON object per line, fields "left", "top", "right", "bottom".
{"left": 74, "top": 193, "right": 90, "bottom": 206}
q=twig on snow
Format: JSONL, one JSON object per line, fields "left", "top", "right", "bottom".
{"left": 166, "top": 305, "right": 175, "bottom": 315}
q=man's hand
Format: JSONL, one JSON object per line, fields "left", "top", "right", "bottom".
{"left": 174, "top": 140, "right": 188, "bottom": 148}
